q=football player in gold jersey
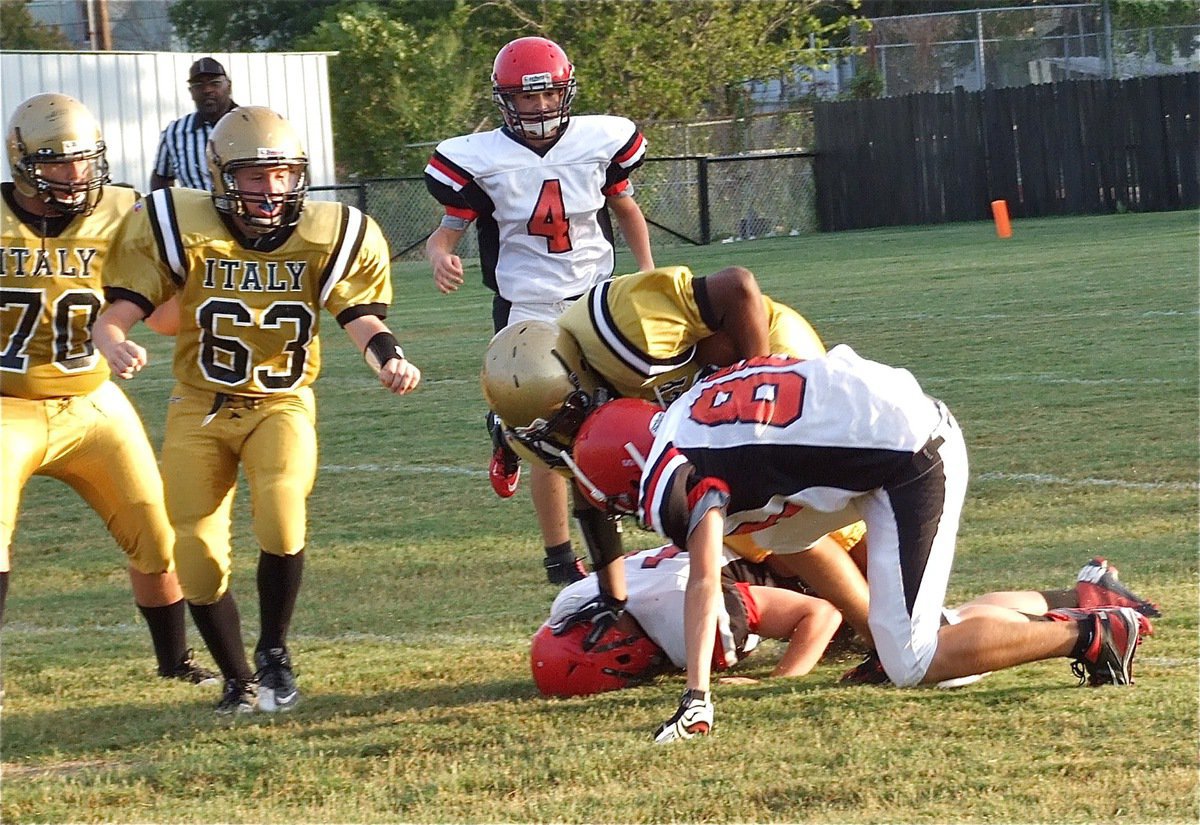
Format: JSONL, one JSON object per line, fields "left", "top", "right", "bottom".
{"left": 94, "top": 106, "right": 421, "bottom": 715}
{"left": 481, "top": 265, "right": 872, "bottom": 651}
{"left": 0, "top": 93, "right": 216, "bottom": 685}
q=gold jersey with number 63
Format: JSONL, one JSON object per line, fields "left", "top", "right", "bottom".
{"left": 104, "top": 188, "right": 392, "bottom": 396}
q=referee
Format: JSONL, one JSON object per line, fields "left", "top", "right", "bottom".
{"left": 150, "top": 57, "right": 238, "bottom": 191}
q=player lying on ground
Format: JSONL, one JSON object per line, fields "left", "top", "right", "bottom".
{"left": 532, "top": 544, "right": 843, "bottom": 696}
{"left": 533, "top": 547, "right": 1160, "bottom": 696}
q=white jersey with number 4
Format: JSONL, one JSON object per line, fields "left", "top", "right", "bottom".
{"left": 424, "top": 115, "right": 646, "bottom": 304}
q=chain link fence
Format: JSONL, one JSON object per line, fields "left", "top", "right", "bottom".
{"left": 308, "top": 2, "right": 1196, "bottom": 261}
{"left": 852, "top": 4, "right": 1199, "bottom": 96}
{"left": 316, "top": 149, "right": 818, "bottom": 262}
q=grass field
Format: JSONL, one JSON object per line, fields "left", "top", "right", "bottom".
{"left": 2, "top": 210, "right": 1197, "bottom": 823}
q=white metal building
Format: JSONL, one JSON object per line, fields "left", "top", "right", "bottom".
{"left": 0, "top": 51, "right": 337, "bottom": 192}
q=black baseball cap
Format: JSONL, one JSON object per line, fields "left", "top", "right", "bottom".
{"left": 188, "top": 57, "right": 227, "bottom": 82}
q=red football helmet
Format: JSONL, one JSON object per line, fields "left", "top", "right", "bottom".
{"left": 491, "top": 36, "right": 577, "bottom": 140}
{"left": 566, "top": 398, "right": 662, "bottom": 516}
{"left": 530, "top": 613, "right": 666, "bottom": 697}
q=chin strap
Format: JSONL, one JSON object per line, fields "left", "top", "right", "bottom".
{"left": 560, "top": 448, "right": 604, "bottom": 507}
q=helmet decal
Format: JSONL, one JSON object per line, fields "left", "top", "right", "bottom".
{"left": 491, "top": 37, "right": 577, "bottom": 141}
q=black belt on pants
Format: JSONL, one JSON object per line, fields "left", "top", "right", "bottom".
{"left": 201, "top": 392, "right": 263, "bottom": 426}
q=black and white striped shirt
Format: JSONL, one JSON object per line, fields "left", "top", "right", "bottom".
{"left": 152, "top": 108, "right": 234, "bottom": 191}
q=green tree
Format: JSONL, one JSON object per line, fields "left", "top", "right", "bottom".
{"left": 172, "top": 0, "right": 857, "bottom": 177}
{"left": 296, "top": 2, "right": 479, "bottom": 177}
{"left": 0, "top": 0, "right": 74, "bottom": 49}
{"left": 464, "top": 0, "right": 851, "bottom": 123}
{"left": 168, "top": 0, "right": 344, "bottom": 51}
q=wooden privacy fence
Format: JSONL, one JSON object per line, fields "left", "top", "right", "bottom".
{"left": 813, "top": 73, "right": 1199, "bottom": 231}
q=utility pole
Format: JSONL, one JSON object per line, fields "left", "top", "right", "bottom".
{"left": 87, "top": 0, "right": 114, "bottom": 50}
{"left": 97, "top": 0, "right": 113, "bottom": 50}
{"left": 1102, "top": 0, "right": 1115, "bottom": 79}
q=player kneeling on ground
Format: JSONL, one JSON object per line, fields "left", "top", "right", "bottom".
{"left": 568, "top": 350, "right": 1155, "bottom": 743}
{"left": 483, "top": 265, "right": 873, "bottom": 653}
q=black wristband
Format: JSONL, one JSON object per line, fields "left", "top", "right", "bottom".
{"left": 365, "top": 331, "right": 404, "bottom": 367}
{"left": 600, "top": 593, "right": 627, "bottom": 610}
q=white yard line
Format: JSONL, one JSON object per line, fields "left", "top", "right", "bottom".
{"left": 315, "top": 463, "right": 1195, "bottom": 492}
{"left": 320, "top": 463, "right": 486, "bottom": 477}
{"left": 974, "top": 472, "right": 1195, "bottom": 492}
{"left": 935, "top": 375, "right": 1175, "bottom": 385}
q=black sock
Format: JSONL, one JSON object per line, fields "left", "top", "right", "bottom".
{"left": 1040, "top": 588, "right": 1077, "bottom": 609}
{"left": 138, "top": 599, "right": 188, "bottom": 675}
{"left": 0, "top": 570, "right": 8, "bottom": 626}
{"left": 257, "top": 549, "right": 304, "bottom": 653}
{"left": 188, "top": 592, "right": 253, "bottom": 681}
{"left": 1068, "top": 616, "right": 1096, "bottom": 660}
{"left": 544, "top": 541, "right": 573, "bottom": 563}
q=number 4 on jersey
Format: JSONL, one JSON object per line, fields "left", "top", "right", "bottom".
{"left": 527, "top": 180, "right": 572, "bottom": 253}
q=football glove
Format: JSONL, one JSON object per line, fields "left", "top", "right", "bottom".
{"left": 653, "top": 689, "right": 714, "bottom": 743}
{"left": 552, "top": 592, "right": 627, "bottom": 650}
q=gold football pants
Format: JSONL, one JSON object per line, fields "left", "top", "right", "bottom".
{"left": 0, "top": 382, "right": 174, "bottom": 574}
{"left": 162, "top": 383, "right": 316, "bottom": 605}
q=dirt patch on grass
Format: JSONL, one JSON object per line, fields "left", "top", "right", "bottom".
{"left": 2, "top": 758, "right": 119, "bottom": 778}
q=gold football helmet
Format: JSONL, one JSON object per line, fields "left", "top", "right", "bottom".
{"left": 206, "top": 106, "right": 308, "bottom": 234}
{"left": 5, "top": 93, "right": 109, "bottom": 215}
{"left": 481, "top": 320, "right": 604, "bottom": 470}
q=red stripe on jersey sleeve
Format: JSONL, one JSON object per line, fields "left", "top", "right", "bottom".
{"left": 641, "top": 445, "right": 684, "bottom": 531}
{"left": 601, "top": 178, "right": 631, "bottom": 198}
{"left": 687, "top": 476, "right": 730, "bottom": 512}
{"left": 614, "top": 132, "right": 646, "bottom": 165}
{"left": 427, "top": 155, "right": 470, "bottom": 188}
{"left": 445, "top": 205, "right": 477, "bottom": 221}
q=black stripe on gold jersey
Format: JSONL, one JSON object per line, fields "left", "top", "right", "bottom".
{"left": 691, "top": 276, "right": 722, "bottom": 331}
{"left": 588, "top": 280, "right": 695, "bottom": 379}
{"left": 334, "top": 303, "right": 388, "bottom": 326}
{"left": 105, "top": 286, "right": 157, "bottom": 318}
{"left": 317, "top": 205, "right": 367, "bottom": 308}
{"left": 146, "top": 190, "right": 187, "bottom": 286}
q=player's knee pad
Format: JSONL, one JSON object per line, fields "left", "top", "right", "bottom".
{"left": 251, "top": 487, "right": 308, "bottom": 554}
{"left": 252, "top": 515, "right": 307, "bottom": 557}
{"left": 116, "top": 503, "right": 175, "bottom": 575}
{"left": 173, "top": 534, "right": 229, "bottom": 604}
{"left": 871, "top": 620, "right": 936, "bottom": 687}
{"left": 878, "top": 653, "right": 927, "bottom": 688}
